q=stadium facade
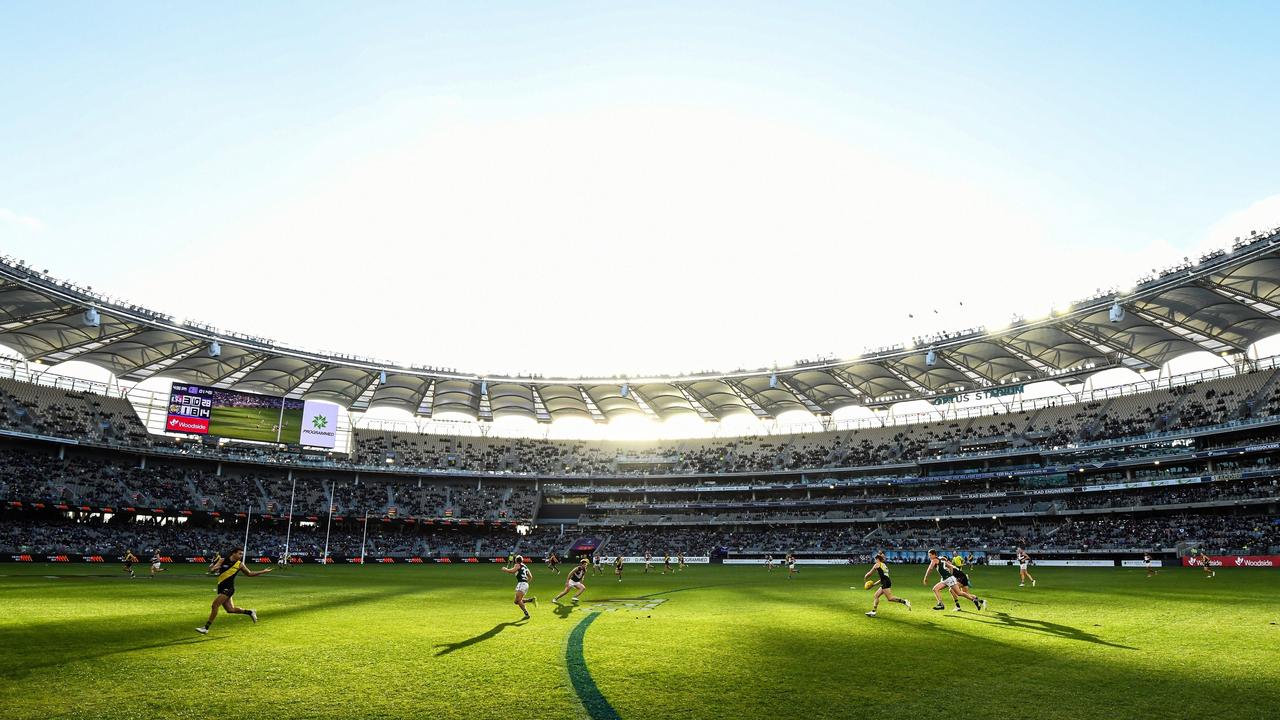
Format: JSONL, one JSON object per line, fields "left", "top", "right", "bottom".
{"left": 1, "top": 231, "right": 1279, "bottom": 565}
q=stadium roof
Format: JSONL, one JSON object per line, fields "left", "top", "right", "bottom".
{"left": 3, "top": 228, "right": 1280, "bottom": 422}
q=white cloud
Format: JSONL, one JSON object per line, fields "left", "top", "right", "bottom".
{"left": 131, "top": 106, "right": 1191, "bottom": 377}
{"left": 95, "top": 107, "right": 1274, "bottom": 381}
{"left": 1201, "top": 194, "right": 1280, "bottom": 254}
{"left": 0, "top": 208, "right": 46, "bottom": 232}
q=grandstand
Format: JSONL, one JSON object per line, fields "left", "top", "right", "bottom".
{"left": 3, "top": 230, "right": 1280, "bottom": 720}
{"left": 3, "top": 235, "right": 1280, "bottom": 565}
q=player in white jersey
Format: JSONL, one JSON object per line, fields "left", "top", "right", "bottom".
{"left": 764, "top": 554, "right": 774, "bottom": 571}
{"left": 925, "top": 550, "right": 986, "bottom": 611}
{"left": 1016, "top": 547, "right": 1036, "bottom": 587}
{"left": 644, "top": 552, "right": 653, "bottom": 573}
{"left": 1143, "top": 552, "right": 1158, "bottom": 578}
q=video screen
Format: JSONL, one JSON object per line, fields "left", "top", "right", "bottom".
{"left": 166, "top": 383, "right": 337, "bottom": 448}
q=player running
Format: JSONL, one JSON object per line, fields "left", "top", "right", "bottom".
{"left": 502, "top": 555, "right": 536, "bottom": 619}
{"left": 663, "top": 554, "right": 671, "bottom": 575}
{"left": 1016, "top": 547, "right": 1036, "bottom": 587}
{"left": 1144, "top": 552, "right": 1158, "bottom": 578}
{"left": 924, "top": 550, "right": 985, "bottom": 611}
{"left": 1195, "top": 550, "right": 1216, "bottom": 578}
{"left": 765, "top": 554, "right": 775, "bottom": 572}
{"left": 644, "top": 552, "right": 653, "bottom": 574}
{"left": 546, "top": 552, "right": 560, "bottom": 575}
{"left": 149, "top": 550, "right": 165, "bottom": 578}
{"left": 592, "top": 551, "right": 603, "bottom": 576}
{"left": 677, "top": 552, "right": 686, "bottom": 571}
{"left": 950, "top": 560, "right": 985, "bottom": 612}
{"left": 553, "top": 559, "right": 589, "bottom": 605}
{"left": 786, "top": 553, "right": 798, "bottom": 580}
{"left": 613, "top": 555, "right": 624, "bottom": 582}
{"left": 122, "top": 549, "right": 138, "bottom": 578}
{"left": 863, "top": 552, "right": 911, "bottom": 617}
{"left": 196, "top": 548, "right": 271, "bottom": 634}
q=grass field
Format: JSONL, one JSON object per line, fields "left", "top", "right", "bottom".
{"left": 207, "top": 406, "right": 303, "bottom": 444}
{"left": 0, "top": 563, "right": 1277, "bottom": 720}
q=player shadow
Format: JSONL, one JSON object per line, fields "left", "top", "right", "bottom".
{"left": 433, "top": 619, "right": 527, "bottom": 656}
{"left": 552, "top": 602, "right": 577, "bottom": 619}
{"left": 981, "top": 593, "right": 1046, "bottom": 605}
{"left": 950, "top": 611, "right": 1137, "bottom": 650}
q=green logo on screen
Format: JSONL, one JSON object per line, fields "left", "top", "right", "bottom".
{"left": 311, "top": 415, "right": 327, "bottom": 429}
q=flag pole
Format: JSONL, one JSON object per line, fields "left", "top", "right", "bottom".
{"left": 322, "top": 481, "right": 336, "bottom": 563}
{"left": 282, "top": 472, "right": 296, "bottom": 566}
{"left": 359, "top": 511, "right": 370, "bottom": 565}
{"left": 242, "top": 503, "right": 253, "bottom": 558}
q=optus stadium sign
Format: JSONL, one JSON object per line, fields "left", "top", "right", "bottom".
{"left": 931, "top": 384, "right": 1025, "bottom": 406}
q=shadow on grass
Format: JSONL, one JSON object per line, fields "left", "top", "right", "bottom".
{"left": 730, "top": 617, "right": 1270, "bottom": 719}
{"left": 552, "top": 602, "right": 577, "bottom": 620}
{"left": 949, "top": 611, "right": 1137, "bottom": 649}
{"left": 0, "top": 585, "right": 426, "bottom": 677}
{"left": 639, "top": 583, "right": 737, "bottom": 599}
{"left": 433, "top": 619, "right": 527, "bottom": 656}
{"left": 980, "top": 593, "right": 1047, "bottom": 605}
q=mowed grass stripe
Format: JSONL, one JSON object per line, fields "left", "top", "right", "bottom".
{"left": 566, "top": 612, "right": 620, "bottom": 720}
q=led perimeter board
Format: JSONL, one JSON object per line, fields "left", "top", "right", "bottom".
{"left": 165, "top": 383, "right": 338, "bottom": 448}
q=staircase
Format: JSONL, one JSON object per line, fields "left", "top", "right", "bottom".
{"left": 1081, "top": 398, "right": 1116, "bottom": 439}
{"left": 252, "top": 477, "right": 270, "bottom": 512}
{"left": 1243, "top": 368, "right": 1280, "bottom": 417}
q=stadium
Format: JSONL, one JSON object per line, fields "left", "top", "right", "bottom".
{"left": 3, "top": 233, "right": 1280, "bottom": 718}
{"left": 3, "top": 6, "right": 1280, "bottom": 720}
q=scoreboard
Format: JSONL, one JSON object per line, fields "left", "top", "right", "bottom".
{"left": 166, "top": 384, "right": 215, "bottom": 433}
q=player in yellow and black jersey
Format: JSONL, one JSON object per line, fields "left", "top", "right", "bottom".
{"left": 122, "top": 549, "right": 138, "bottom": 578}
{"left": 196, "top": 548, "right": 272, "bottom": 634}
{"left": 863, "top": 552, "right": 910, "bottom": 617}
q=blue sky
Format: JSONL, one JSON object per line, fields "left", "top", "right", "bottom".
{"left": 3, "top": 2, "right": 1280, "bottom": 377}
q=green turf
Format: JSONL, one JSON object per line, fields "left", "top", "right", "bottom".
{"left": 207, "top": 406, "right": 303, "bottom": 443}
{"left": 0, "top": 564, "right": 1276, "bottom": 719}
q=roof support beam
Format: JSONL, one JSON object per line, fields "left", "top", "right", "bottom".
{"left": 673, "top": 384, "right": 718, "bottom": 422}
{"left": 1127, "top": 306, "right": 1240, "bottom": 353}
{"left": 119, "top": 342, "right": 206, "bottom": 381}
{"left": 1198, "top": 280, "right": 1280, "bottom": 318}
{"left": 27, "top": 324, "right": 146, "bottom": 363}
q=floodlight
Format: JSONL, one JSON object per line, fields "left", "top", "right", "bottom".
{"left": 1108, "top": 301, "right": 1125, "bottom": 323}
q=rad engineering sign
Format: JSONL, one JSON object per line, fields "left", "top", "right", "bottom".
{"left": 931, "top": 384, "right": 1026, "bottom": 406}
